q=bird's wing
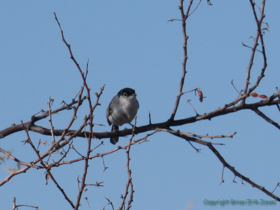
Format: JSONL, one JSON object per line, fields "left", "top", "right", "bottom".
{"left": 106, "top": 97, "right": 115, "bottom": 125}
{"left": 136, "top": 98, "right": 140, "bottom": 109}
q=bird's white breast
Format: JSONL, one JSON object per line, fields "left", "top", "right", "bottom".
{"left": 109, "top": 95, "right": 139, "bottom": 126}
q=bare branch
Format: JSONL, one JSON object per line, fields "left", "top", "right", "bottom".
{"left": 242, "top": 0, "right": 267, "bottom": 104}
{"left": 207, "top": 142, "right": 280, "bottom": 201}
{"left": 118, "top": 117, "right": 137, "bottom": 210}
{"left": 170, "top": 0, "right": 194, "bottom": 121}
{"left": 13, "top": 197, "right": 39, "bottom": 210}
{"left": 21, "top": 121, "right": 75, "bottom": 208}
{"left": 160, "top": 128, "right": 280, "bottom": 201}
{"left": 253, "top": 108, "right": 280, "bottom": 129}
{"left": 47, "top": 97, "right": 56, "bottom": 144}
{"left": 0, "top": 148, "right": 35, "bottom": 169}
{"left": 105, "top": 197, "right": 115, "bottom": 210}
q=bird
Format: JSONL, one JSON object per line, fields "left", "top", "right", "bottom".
{"left": 106, "top": 88, "right": 139, "bottom": 144}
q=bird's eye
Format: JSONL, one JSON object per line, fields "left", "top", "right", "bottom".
{"left": 123, "top": 92, "right": 128, "bottom": 97}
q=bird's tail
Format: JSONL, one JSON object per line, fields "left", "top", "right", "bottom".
{"left": 110, "top": 125, "right": 119, "bottom": 144}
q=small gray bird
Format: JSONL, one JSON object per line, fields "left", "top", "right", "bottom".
{"left": 106, "top": 88, "right": 139, "bottom": 144}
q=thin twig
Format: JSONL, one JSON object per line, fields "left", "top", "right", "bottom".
{"left": 13, "top": 197, "right": 39, "bottom": 210}
{"left": 241, "top": 42, "right": 262, "bottom": 52}
{"left": 101, "top": 155, "right": 108, "bottom": 172}
{"left": 47, "top": 97, "right": 56, "bottom": 144}
{"left": 242, "top": 0, "right": 267, "bottom": 104}
{"left": 105, "top": 197, "right": 115, "bottom": 210}
{"left": 177, "top": 131, "right": 237, "bottom": 139}
{"left": 272, "top": 183, "right": 280, "bottom": 194}
{"left": 220, "top": 166, "right": 225, "bottom": 185}
{"left": 207, "top": 142, "right": 279, "bottom": 201}
{"left": 161, "top": 127, "right": 280, "bottom": 201}
{"left": 21, "top": 121, "right": 75, "bottom": 208}
{"left": 187, "top": 100, "right": 199, "bottom": 116}
{"left": 118, "top": 117, "right": 137, "bottom": 210}
{"left": 253, "top": 108, "right": 280, "bottom": 129}
{"left": 0, "top": 148, "right": 36, "bottom": 169}
{"left": 187, "top": 0, "right": 202, "bottom": 17}
{"left": 170, "top": 0, "right": 194, "bottom": 121}
{"left": 84, "top": 197, "right": 91, "bottom": 210}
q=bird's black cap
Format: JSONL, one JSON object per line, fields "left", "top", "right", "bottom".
{"left": 117, "top": 88, "right": 136, "bottom": 97}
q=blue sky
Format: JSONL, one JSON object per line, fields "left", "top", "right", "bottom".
{"left": 0, "top": 0, "right": 280, "bottom": 209}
